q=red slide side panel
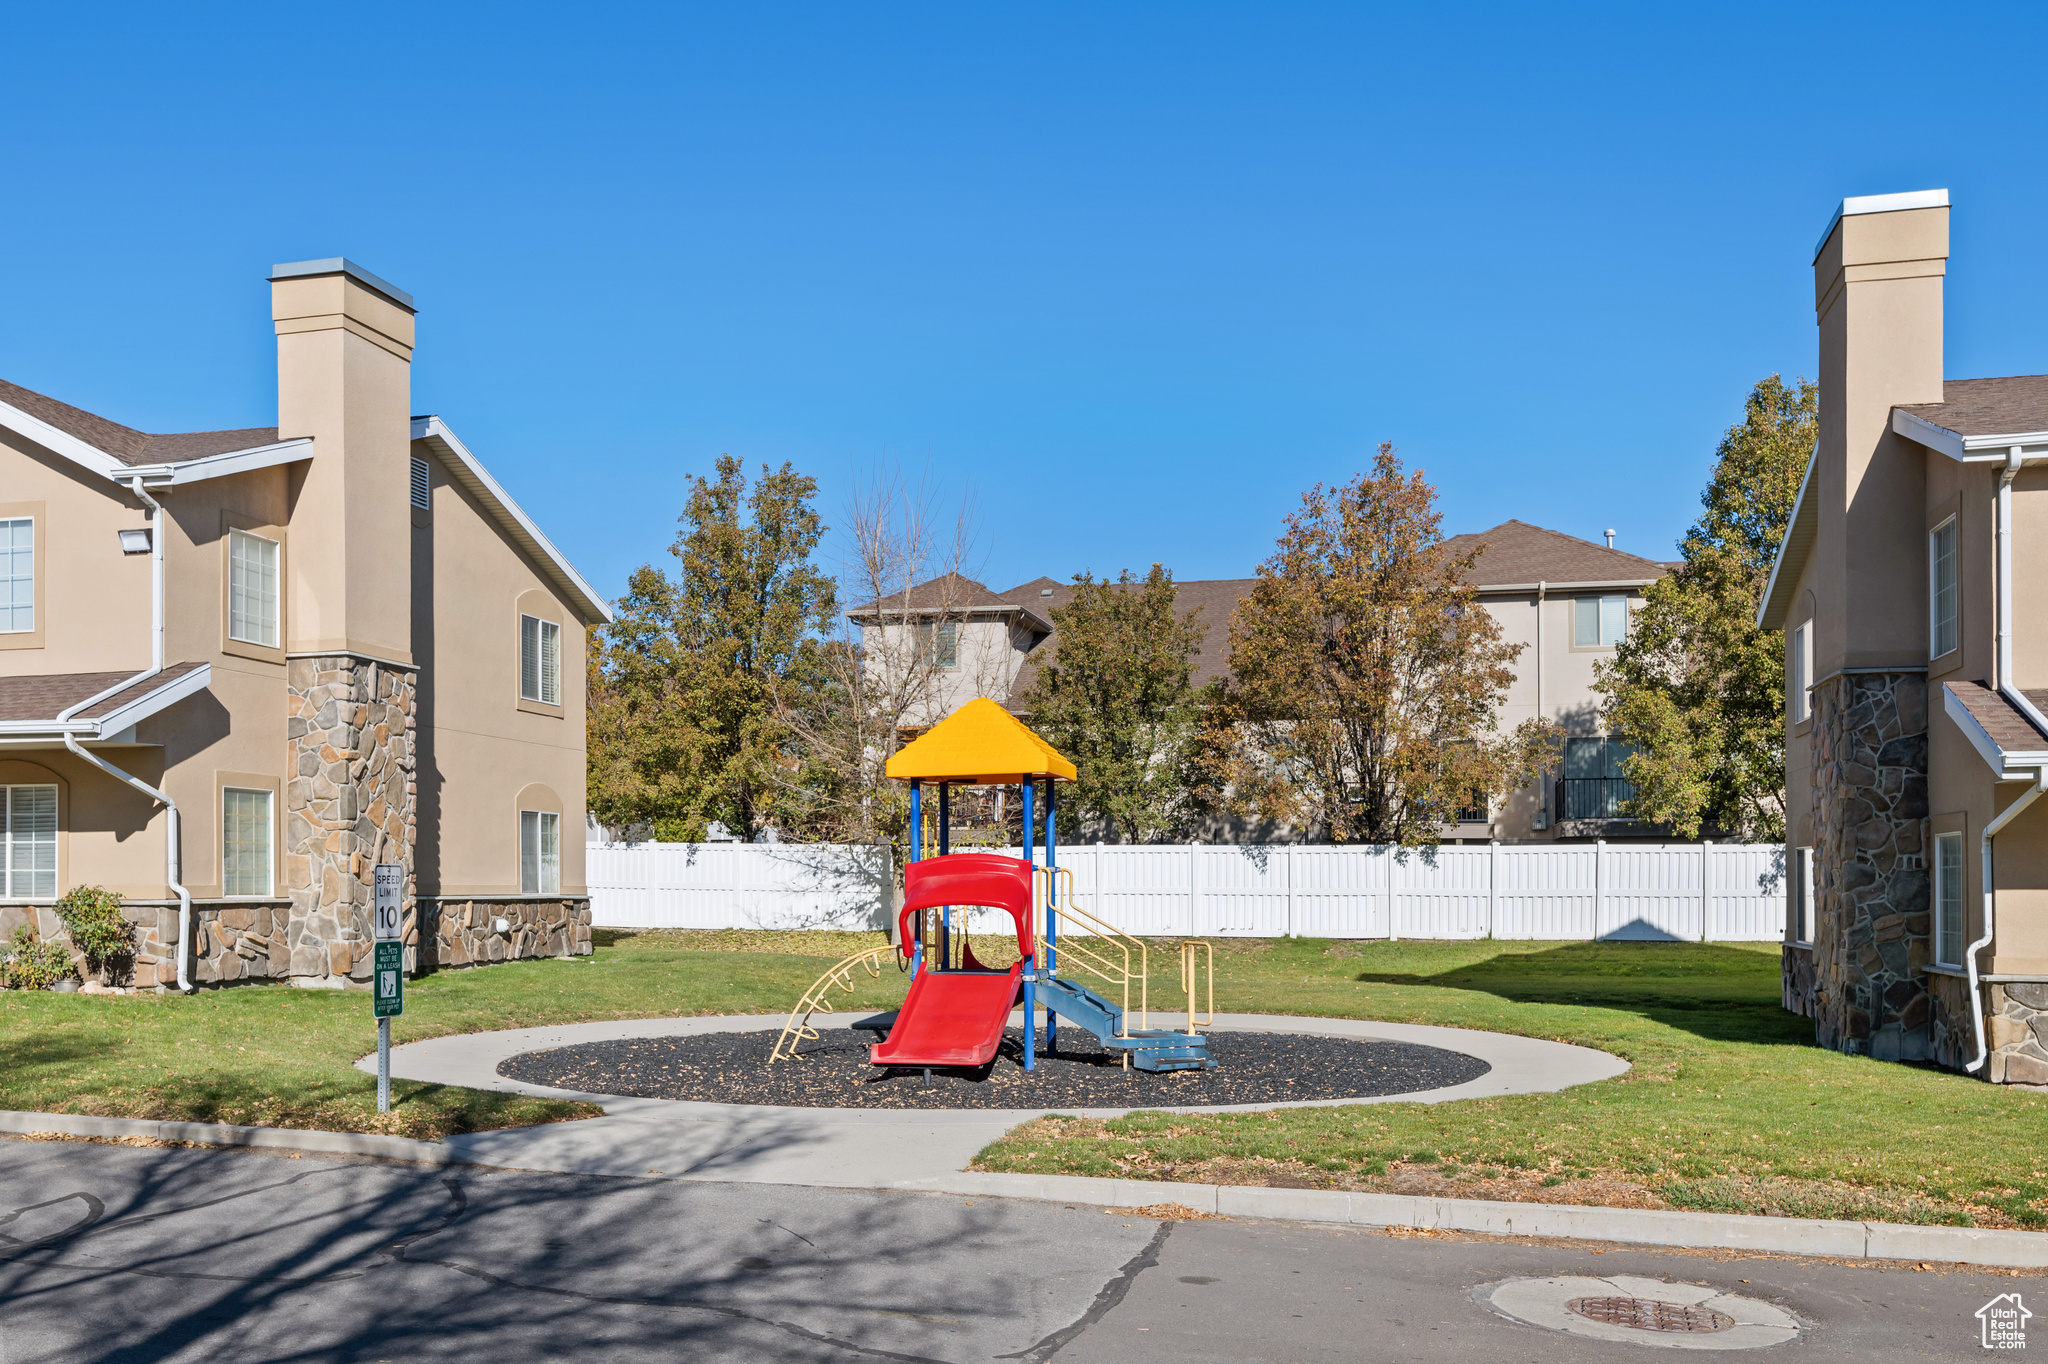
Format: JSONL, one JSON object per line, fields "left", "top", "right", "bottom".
{"left": 870, "top": 963, "right": 1022, "bottom": 1068}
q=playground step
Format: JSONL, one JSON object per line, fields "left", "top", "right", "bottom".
{"left": 1037, "top": 977, "right": 1215, "bottom": 1071}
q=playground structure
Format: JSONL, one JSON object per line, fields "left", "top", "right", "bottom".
{"left": 771, "top": 699, "right": 1214, "bottom": 1073}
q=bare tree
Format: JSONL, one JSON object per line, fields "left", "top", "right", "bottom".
{"left": 775, "top": 468, "right": 985, "bottom": 869}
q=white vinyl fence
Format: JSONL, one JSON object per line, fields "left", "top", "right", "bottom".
{"left": 588, "top": 840, "right": 1787, "bottom": 942}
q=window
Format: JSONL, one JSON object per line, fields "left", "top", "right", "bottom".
{"left": 228, "top": 529, "right": 280, "bottom": 647}
{"left": 1, "top": 517, "right": 31, "bottom": 634}
{"left": 521, "top": 810, "right": 561, "bottom": 894}
{"left": 521, "top": 615, "right": 561, "bottom": 705}
{"left": 2, "top": 785, "right": 57, "bottom": 898}
{"left": 918, "top": 621, "right": 958, "bottom": 669}
{"left": 1930, "top": 517, "right": 1958, "bottom": 658}
{"left": 222, "top": 788, "right": 273, "bottom": 897}
{"left": 1561, "top": 736, "right": 1640, "bottom": 820}
{"left": 1791, "top": 621, "right": 1812, "bottom": 723}
{"left": 1791, "top": 846, "right": 1815, "bottom": 943}
{"left": 1573, "top": 594, "right": 1628, "bottom": 648}
{"left": 410, "top": 456, "right": 432, "bottom": 510}
{"left": 1935, "top": 832, "right": 1964, "bottom": 967}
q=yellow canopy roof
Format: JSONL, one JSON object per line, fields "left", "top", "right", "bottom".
{"left": 885, "top": 698, "right": 1077, "bottom": 784}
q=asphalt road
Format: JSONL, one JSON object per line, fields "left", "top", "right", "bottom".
{"left": 0, "top": 1138, "right": 2028, "bottom": 1361}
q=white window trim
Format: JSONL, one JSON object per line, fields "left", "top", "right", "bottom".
{"left": 520, "top": 809, "right": 562, "bottom": 895}
{"left": 2, "top": 783, "right": 58, "bottom": 900}
{"left": 1791, "top": 621, "right": 1813, "bottom": 723}
{"left": 227, "top": 527, "right": 281, "bottom": 648}
{"left": 221, "top": 786, "right": 275, "bottom": 899}
{"left": 521, "top": 614, "right": 562, "bottom": 706}
{"left": 1933, "top": 831, "right": 1965, "bottom": 968}
{"left": 0, "top": 516, "right": 32, "bottom": 635}
{"left": 1929, "top": 515, "right": 1959, "bottom": 660}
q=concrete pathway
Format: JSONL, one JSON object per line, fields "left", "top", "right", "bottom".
{"left": 361, "top": 1013, "right": 1629, "bottom": 1187}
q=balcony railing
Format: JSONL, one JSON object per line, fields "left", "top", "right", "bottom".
{"left": 1560, "top": 776, "right": 1638, "bottom": 821}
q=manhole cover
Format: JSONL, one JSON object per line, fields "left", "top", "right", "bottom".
{"left": 1569, "top": 1296, "right": 1737, "bottom": 1334}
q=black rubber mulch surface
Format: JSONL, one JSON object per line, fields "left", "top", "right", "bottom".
{"left": 496, "top": 1028, "right": 1492, "bottom": 1110}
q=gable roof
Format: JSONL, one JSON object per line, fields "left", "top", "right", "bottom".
{"left": 410, "top": 416, "right": 613, "bottom": 626}
{"left": 1436, "top": 520, "right": 1672, "bottom": 589}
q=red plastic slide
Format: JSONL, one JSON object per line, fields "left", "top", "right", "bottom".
{"left": 870, "top": 853, "right": 1034, "bottom": 1069}
{"left": 869, "top": 963, "right": 1021, "bottom": 1067}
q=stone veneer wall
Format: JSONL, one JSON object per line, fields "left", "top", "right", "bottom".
{"left": 419, "top": 898, "right": 593, "bottom": 968}
{"left": 1796, "top": 671, "right": 1931, "bottom": 1060}
{"left": 285, "top": 656, "right": 418, "bottom": 986}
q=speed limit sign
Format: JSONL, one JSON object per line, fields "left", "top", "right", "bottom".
{"left": 373, "top": 864, "right": 404, "bottom": 942}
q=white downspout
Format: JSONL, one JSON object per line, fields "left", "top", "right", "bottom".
{"left": 53, "top": 477, "right": 189, "bottom": 991}
{"left": 1964, "top": 448, "right": 2046, "bottom": 1072}
{"left": 1966, "top": 769, "right": 2047, "bottom": 1073}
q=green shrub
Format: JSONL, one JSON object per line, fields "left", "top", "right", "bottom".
{"left": 3, "top": 924, "right": 76, "bottom": 990}
{"left": 53, "top": 886, "right": 133, "bottom": 984}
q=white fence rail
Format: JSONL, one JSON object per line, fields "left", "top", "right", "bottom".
{"left": 587, "top": 841, "right": 1786, "bottom": 942}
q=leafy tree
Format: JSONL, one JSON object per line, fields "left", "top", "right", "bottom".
{"left": 1204, "top": 444, "right": 1556, "bottom": 845}
{"left": 1597, "top": 375, "right": 1816, "bottom": 841}
{"left": 1020, "top": 565, "right": 1207, "bottom": 843}
{"left": 588, "top": 455, "right": 835, "bottom": 841}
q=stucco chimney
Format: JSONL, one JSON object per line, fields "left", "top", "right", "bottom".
{"left": 1810, "top": 190, "right": 1948, "bottom": 674}
{"left": 271, "top": 258, "right": 417, "bottom": 665}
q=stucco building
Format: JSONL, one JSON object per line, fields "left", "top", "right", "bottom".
{"left": 1761, "top": 190, "right": 2048, "bottom": 1081}
{"left": 855, "top": 520, "right": 1669, "bottom": 844}
{"left": 0, "top": 258, "right": 610, "bottom": 990}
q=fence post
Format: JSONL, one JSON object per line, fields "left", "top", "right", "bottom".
{"left": 1593, "top": 839, "right": 1605, "bottom": 941}
{"left": 1488, "top": 840, "right": 1500, "bottom": 940}
{"left": 1701, "top": 839, "right": 1712, "bottom": 943}
{"left": 1385, "top": 844, "right": 1398, "bottom": 942}
{"left": 1285, "top": 843, "right": 1295, "bottom": 939}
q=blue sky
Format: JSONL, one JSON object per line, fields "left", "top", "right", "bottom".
{"left": 5, "top": 3, "right": 2045, "bottom": 603}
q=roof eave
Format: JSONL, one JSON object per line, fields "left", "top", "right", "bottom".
{"left": 1944, "top": 684, "right": 2048, "bottom": 775}
{"left": 0, "top": 398, "right": 129, "bottom": 479}
{"left": 1892, "top": 409, "right": 2048, "bottom": 464}
{"left": 0, "top": 663, "right": 212, "bottom": 741}
{"left": 1757, "top": 444, "right": 1820, "bottom": 630}
{"left": 411, "top": 417, "right": 613, "bottom": 625}
{"left": 1473, "top": 577, "right": 1662, "bottom": 594}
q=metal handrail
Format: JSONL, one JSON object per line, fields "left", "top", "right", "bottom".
{"left": 1035, "top": 866, "right": 1148, "bottom": 1035}
{"left": 769, "top": 943, "right": 902, "bottom": 1063}
{"left": 1179, "top": 939, "right": 1212, "bottom": 1037}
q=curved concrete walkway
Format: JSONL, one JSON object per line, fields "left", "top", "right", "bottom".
{"left": 360, "top": 1013, "right": 1627, "bottom": 1188}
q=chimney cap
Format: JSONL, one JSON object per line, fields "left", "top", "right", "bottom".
{"left": 1812, "top": 188, "right": 1949, "bottom": 262}
{"left": 268, "top": 257, "right": 415, "bottom": 311}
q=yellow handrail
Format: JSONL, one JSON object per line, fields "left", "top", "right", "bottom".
{"left": 1180, "top": 939, "right": 1213, "bottom": 1037}
{"left": 1035, "top": 866, "right": 1146, "bottom": 1035}
{"left": 768, "top": 943, "right": 901, "bottom": 1063}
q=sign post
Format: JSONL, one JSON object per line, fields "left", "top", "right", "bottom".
{"left": 372, "top": 864, "right": 405, "bottom": 1113}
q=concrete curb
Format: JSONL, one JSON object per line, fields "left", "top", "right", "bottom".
{"left": 893, "top": 1171, "right": 2048, "bottom": 1269}
{"left": 0, "top": 1109, "right": 461, "bottom": 1165}
{"left": 8, "top": 1108, "right": 2047, "bottom": 1269}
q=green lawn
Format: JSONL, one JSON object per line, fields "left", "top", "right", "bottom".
{"left": 0, "top": 929, "right": 907, "bottom": 1140}
{"left": 975, "top": 938, "right": 2048, "bottom": 1230}
{"left": 6, "top": 930, "right": 2046, "bottom": 1230}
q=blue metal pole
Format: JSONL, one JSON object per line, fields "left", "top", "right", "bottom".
{"left": 938, "top": 783, "right": 950, "bottom": 969}
{"left": 1045, "top": 777, "right": 1058, "bottom": 1053}
{"left": 907, "top": 782, "right": 921, "bottom": 972}
{"left": 1021, "top": 776, "right": 1035, "bottom": 1059}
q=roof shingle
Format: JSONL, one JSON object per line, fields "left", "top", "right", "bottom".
{"left": 1896, "top": 375, "right": 2048, "bottom": 439}
{"left": 0, "top": 376, "right": 278, "bottom": 467}
{"left": 1437, "top": 520, "right": 1671, "bottom": 588}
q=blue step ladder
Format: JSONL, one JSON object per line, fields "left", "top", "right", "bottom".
{"left": 1034, "top": 976, "right": 1214, "bottom": 1071}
